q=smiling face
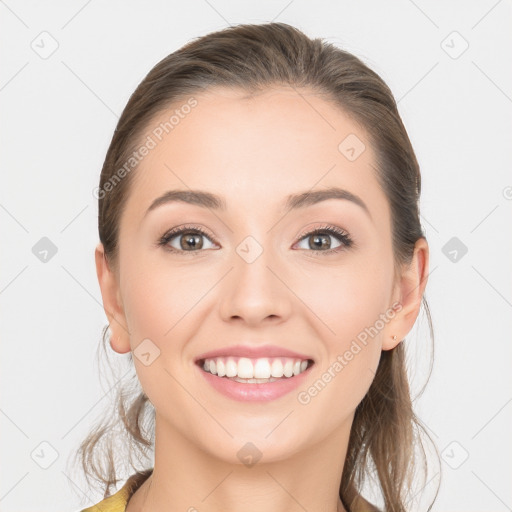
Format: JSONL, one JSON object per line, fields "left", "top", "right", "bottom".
{"left": 96, "top": 85, "right": 425, "bottom": 466}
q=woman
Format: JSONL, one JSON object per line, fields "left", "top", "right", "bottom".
{"left": 75, "top": 22, "right": 439, "bottom": 512}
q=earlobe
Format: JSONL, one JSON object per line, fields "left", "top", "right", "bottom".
{"left": 382, "top": 238, "right": 429, "bottom": 351}
{"left": 94, "top": 243, "right": 131, "bottom": 354}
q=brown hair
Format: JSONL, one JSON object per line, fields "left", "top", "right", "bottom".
{"left": 72, "top": 22, "right": 440, "bottom": 511}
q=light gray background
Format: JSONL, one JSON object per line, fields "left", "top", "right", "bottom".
{"left": 1, "top": 1, "right": 511, "bottom": 511}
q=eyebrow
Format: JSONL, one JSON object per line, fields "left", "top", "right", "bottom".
{"left": 144, "top": 187, "right": 371, "bottom": 219}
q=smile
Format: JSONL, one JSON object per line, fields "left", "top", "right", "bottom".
{"left": 196, "top": 356, "right": 315, "bottom": 401}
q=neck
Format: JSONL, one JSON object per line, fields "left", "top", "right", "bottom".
{"left": 127, "top": 412, "right": 354, "bottom": 512}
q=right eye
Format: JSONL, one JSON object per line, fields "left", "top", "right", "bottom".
{"left": 158, "top": 225, "right": 219, "bottom": 253}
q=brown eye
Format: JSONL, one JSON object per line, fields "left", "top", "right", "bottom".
{"left": 306, "top": 233, "right": 333, "bottom": 250}
{"left": 159, "top": 227, "right": 217, "bottom": 253}
{"left": 295, "top": 227, "right": 352, "bottom": 252}
{"left": 178, "top": 231, "right": 205, "bottom": 250}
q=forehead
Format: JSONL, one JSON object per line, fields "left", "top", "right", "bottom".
{"left": 123, "top": 85, "right": 389, "bottom": 226}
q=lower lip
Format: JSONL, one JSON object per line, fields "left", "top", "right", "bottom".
{"left": 196, "top": 362, "right": 314, "bottom": 402}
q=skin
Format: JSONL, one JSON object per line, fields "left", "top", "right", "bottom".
{"left": 95, "top": 85, "right": 429, "bottom": 512}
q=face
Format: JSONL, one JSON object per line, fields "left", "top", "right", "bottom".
{"left": 97, "top": 85, "right": 426, "bottom": 465}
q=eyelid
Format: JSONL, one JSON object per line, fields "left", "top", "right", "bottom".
{"left": 161, "top": 224, "right": 216, "bottom": 238}
{"left": 158, "top": 224, "right": 220, "bottom": 251}
{"left": 292, "top": 223, "right": 354, "bottom": 255}
{"left": 295, "top": 223, "right": 349, "bottom": 240}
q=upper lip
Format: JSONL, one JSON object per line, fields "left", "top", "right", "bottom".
{"left": 194, "top": 344, "right": 314, "bottom": 363}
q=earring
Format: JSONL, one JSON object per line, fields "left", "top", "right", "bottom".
{"left": 392, "top": 335, "right": 397, "bottom": 340}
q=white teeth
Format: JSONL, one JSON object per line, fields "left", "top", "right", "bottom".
{"left": 237, "top": 357, "right": 253, "bottom": 378}
{"left": 225, "top": 357, "right": 237, "bottom": 377}
{"left": 254, "top": 358, "right": 271, "bottom": 379}
{"left": 271, "top": 359, "right": 284, "bottom": 378}
{"left": 201, "top": 356, "right": 311, "bottom": 380}
{"left": 216, "top": 359, "right": 226, "bottom": 377}
{"left": 283, "top": 360, "right": 294, "bottom": 377}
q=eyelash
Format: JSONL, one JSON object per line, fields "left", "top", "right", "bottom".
{"left": 296, "top": 224, "right": 354, "bottom": 256}
{"left": 157, "top": 223, "right": 354, "bottom": 256}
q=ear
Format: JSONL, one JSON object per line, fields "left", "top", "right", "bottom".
{"left": 382, "top": 237, "right": 429, "bottom": 351}
{"left": 95, "top": 242, "right": 131, "bottom": 354}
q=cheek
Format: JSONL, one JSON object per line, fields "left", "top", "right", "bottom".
{"left": 119, "top": 260, "right": 207, "bottom": 410}
{"left": 293, "top": 263, "right": 390, "bottom": 430}
{"left": 293, "top": 257, "right": 392, "bottom": 343}
{"left": 120, "top": 244, "right": 190, "bottom": 332}
{"left": 120, "top": 252, "right": 219, "bottom": 363}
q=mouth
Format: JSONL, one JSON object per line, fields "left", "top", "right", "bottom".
{"left": 195, "top": 355, "right": 315, "bottom": 401}
{"left": 195, "top": 356, "right": 315, "bottom": 384}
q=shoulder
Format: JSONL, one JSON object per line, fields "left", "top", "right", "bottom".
{"left": 78, "top": 488, "right": 128, "bottom": 512}
{"left": 78, "top": 469, "right": 153, "bottom": 512}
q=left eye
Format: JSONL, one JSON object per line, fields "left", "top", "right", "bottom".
{"left": 295, "top": 228, "right": 352, "bottom": 251}
{"left": 161, "top": 229, "right": 216, "bottom": 251}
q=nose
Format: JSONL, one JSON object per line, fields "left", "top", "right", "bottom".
{"left": 218, "top": 243, "right": 293, "bottom": 327}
